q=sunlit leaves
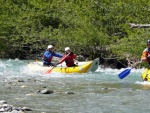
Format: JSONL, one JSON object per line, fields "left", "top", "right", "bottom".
{"left": 0, "top": 0, "right": 150, "bottom": 60}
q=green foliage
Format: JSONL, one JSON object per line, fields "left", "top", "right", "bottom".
{"left": 111, "top": 29, "right": 150, "bottom": 60}
{"left": 0, "top": 0, "right": 150, "bottom": 61}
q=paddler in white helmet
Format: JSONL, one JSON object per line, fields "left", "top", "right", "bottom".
{"left": 43, "top": 45, "right": 63, "bottom": 66}
{"left": 60, "top": 47, "right": 77, "bottom": 67}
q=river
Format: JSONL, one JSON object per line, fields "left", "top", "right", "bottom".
{"left": 0, "top": 59, "right": 150, "bottom": 113}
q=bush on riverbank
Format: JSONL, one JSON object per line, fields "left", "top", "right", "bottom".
{"left": 0, "top": 0, "right": 150, "bottom": 68}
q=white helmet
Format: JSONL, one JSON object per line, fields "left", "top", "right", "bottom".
{"left": 47, "top": 45, "right": 53, "bottom": 49}
{"left": 65, "top": 47, "right": 70, "bottom": 51}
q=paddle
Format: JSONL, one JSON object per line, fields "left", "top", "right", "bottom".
{"left": 118, "top": 61, "right": 142, "bottom": 79}
{"left": 44, "top": 53, "right": 70, "bottom": 74}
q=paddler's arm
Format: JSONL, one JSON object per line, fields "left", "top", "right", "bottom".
{"left": 53, "top": 52, "right": 63, "bottom": 58}
{"left": 71, "top": 52, "right": 76, "bottom": 59}
{"left": 52, "top": 52, "right": 63, "bottom": 66}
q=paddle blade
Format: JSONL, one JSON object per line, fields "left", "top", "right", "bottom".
{"left": 44, "top": 67, "right": 54, "bottom": 74}
{"left": 118, "top": 68, "right": 132, "bottom": 79}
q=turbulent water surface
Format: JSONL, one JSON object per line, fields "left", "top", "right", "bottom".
{"left": 0, "top": 59, "right": 150, "bottom": 113}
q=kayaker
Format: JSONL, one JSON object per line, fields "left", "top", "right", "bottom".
{"left": 43, "top": 45, "right": 63, "bottom": 66}
{"left": 61, "top": 47, "right": 77, "bottom": 67}
{"left": 141, "top": 39, "right": 150, "bottom": 66}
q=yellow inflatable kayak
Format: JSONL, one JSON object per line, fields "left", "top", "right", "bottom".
{"left": 141, "top": 68, "right": 150, "bottom": 81}
{"left": 27, "top": 58, "right": 99, "bottom": 74}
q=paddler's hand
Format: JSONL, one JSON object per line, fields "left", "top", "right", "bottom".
{"left": 52, "top": 62, "right": 58, "bottom": 67}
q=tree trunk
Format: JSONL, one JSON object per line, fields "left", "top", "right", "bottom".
{"left": 129, "top": 23, "right": 150, "bottom": 28}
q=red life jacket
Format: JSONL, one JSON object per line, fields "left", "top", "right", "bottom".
{"left": 64, "top": 53, "right": 76, "bottom": 67}
{"left": 47, "top": 56, "right": 53, "bottom": 62}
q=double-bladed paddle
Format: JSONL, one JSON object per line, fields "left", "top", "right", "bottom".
{"left": 118, "top": 61, "right": 142, "bottom": 79}
{"left": 44, "top": 53, "right": 70, "bottom": 74}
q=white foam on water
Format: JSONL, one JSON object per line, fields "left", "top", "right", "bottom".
{"left": 0, "top": 58, "right": 147, "bottom": 83}
{"left": 97, "top": 66, "right": 139, "bottom": 76}
{"left": 135, "top": 81, "right": 150, "bottom": 85}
